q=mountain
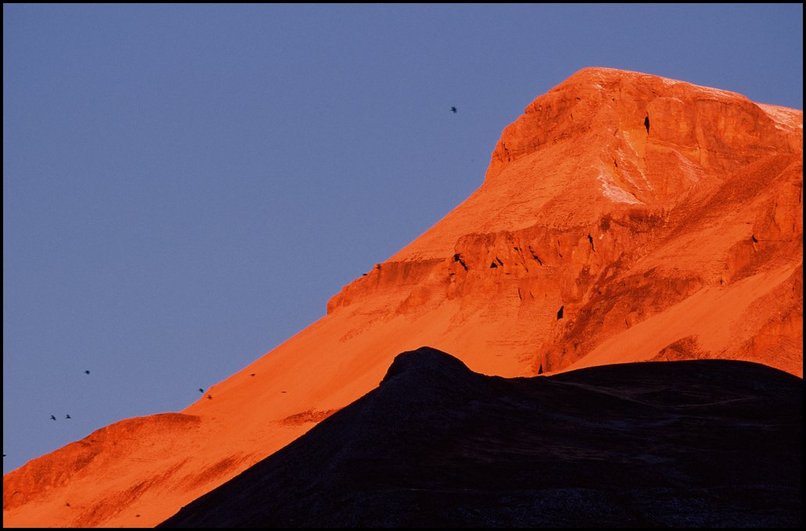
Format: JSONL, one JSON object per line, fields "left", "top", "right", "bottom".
{"left": 159, "top": 347, "right": 803, "bottom": 528}
{"left": 4, "top": 68, "right": 802, "bottom": 527}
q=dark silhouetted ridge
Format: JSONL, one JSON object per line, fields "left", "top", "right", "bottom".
{"left": 380, "top": 346, "right": 474, "bottom": 384}
{"left": 160, "top": 348, "right": 802, "bottom": 528}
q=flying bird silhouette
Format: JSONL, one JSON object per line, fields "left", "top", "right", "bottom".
{"left": 84, "top": 370, "right": 91, "bottom": 375}
{"left": 50, "top": 415, "right": 57, "bottom": 421}
{"left": 65, "top": 414, "right": 71, "bottom": 419}
{"left": 198, "top": 388, "right": 204, "bottom": 393}
{"left": 450, "top": 106, "right": 457, "bottom": 114}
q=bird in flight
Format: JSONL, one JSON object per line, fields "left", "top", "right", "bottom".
{"left": 450, "top": 106, "right": 457, "bottom": 114}
{"left": 198, "top": 388, "right": 204, "bottom": 393}
{"left": 65, "top": 414, "right": 71, "bottom": 419}
{"left": 84, "top": 370, "right": 91, "bottom": 375}
{"left": 50, "top": 415, "right": 57, "bottom": 421}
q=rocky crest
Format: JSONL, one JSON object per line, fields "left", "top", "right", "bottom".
{"left": 329, "top": 67, "right": 802, "bottom": 375}
{"left": 4, "top": 68, "right": 802, "bottom": 528}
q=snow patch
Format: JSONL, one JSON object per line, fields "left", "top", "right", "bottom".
{"left": 758, "top": 103, "right": 803, "bottom": 131}
{"left": 597, "top": 170, "right": 642, "bottom": 205}
{"left": 622, "top": 130, "right": 641, "bottom": 153}
{"left": 619, "top": 133, "right": 653, "bottom": 191}
{"left": 671, "top": 151, "right": 702, "bottom": 183}
{"left": 692, "top": 85, "right": 739, "bottom": 99}
{"left": 657, "top": 75, "right": 735, "bottom": 99}
{"left": 616, "top": 150, "right": 640, "bottom": 189}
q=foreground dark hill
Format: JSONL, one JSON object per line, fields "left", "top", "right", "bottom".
{"left": 160, "top": 347, "right": 802, "bottom": 528}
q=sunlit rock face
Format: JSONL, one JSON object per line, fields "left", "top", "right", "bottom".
{"left": 4, "top": 68, "right": 802, "bottom": 528}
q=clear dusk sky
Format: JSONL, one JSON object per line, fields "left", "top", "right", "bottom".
{"left": 3, "top": 4, "right": 802, "bottom": 473}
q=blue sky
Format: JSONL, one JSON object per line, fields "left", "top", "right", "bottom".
{"left": 3, "top": 4, "right": 802, "bottom": 473}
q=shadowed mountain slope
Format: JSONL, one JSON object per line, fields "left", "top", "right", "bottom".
{"left": 160, "top": 347, "right": 802, "bottom": 528}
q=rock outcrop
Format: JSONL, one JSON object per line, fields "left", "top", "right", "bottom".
{"left": 4, "top": 68, "right": 802, "bottom": 528}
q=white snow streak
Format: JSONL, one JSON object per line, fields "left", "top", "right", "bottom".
{"left": 758, "top": 103, "right": 803, "bottom": 131}
{"left": 597, "top": 170, "right": 642, "bottom": 205}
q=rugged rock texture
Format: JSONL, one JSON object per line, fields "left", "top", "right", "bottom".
{"left": 4, "top": 68, "right": 802, "bottom": 527}
{"left": 331, "top": 68, "right": 803, "bottom": 377}
{"left": 159, "top": 347, "right": 803, "bottom": 528}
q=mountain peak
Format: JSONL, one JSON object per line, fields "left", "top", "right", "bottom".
{"left": 484, "top": 66, "right": 798, "bottom": 189}
{"left": 384, "top": 68, "right": 800, "bottom": 263}
{"left": 554, "top": 66, "right": 745, "bottom": 97}
{"left": 5, "top": 70, "right": 801, "bottom": 528}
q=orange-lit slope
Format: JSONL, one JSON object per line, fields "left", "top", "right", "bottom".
{"left": 4, "top": 68, "right": 802, "bottom": 528}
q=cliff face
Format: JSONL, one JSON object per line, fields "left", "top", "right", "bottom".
{"left": 4, "top": 68, "right": 802, "bottom": 528}
{"left": 330, "top": 67, "right": 803, "bottom": 375}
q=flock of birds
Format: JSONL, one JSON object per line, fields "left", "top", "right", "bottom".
{"left": 5, "top": 116, "right": 470, "bottom": 458}
{"left": 44, "top": 370, "right": 219, "bottom": 422}
{"left": 40, "top": 369, "right": 270, "bottom": 425}
{"left": 37, "top": 105, "right": 463, "bottom": 426}
{"left": 38, "top": 358, "right": 306, "bottom": 428}
{"left": 43, "top": 369, "right": 219, "bottom": 423}
{"left": 1, "top": 371, "right": 221, "bottom": 459}
{"left": 47, "top": 370, "right": 91, "bottom": 421}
